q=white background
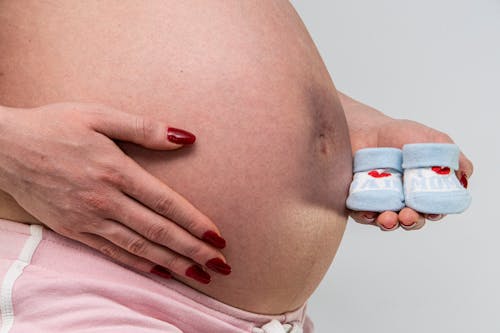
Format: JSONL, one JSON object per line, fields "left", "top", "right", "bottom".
{"left": 290, "top": 1, "right": 500, "bottom": 332}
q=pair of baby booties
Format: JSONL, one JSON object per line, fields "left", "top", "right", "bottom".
{"left": 346, "top": 143, "right": 471, "bottom": 214}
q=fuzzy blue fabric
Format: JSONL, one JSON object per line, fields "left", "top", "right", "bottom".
{"left": 353, "top": 148, "right": 403, "bottom": 173}
{"left": 402, "top": 143, "right": 471, "bottom": 214}
{"left": 346, "top": 148, "right": 405, "bottom": 212}
{"left": 402, "top": 143, "right": 460, "bottom": 169}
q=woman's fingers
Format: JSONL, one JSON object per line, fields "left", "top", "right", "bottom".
{"left": 88, "top": 105, "right": 196, "bottom": 149}
{"left": 350, "top": 211, "right": 378, "bottom": 225}
{"left": 75, "top": 232, "right": 196, "bottom": 281}
{"left": 74, "top": 231, "right": 161, "bottom": 275}
{"left": 85, "top": 221, "right": 225, "bottom": 284}
{"left": 95, "top": 221, "right": 216, "bottom": 283}
{"left": 118, "top": 156, "right": 226, "bottom": 249}
{"left": 351, "top": 208, "right": 446, "bottom": 231}
{"left": 375, "top": 211, "right": 400, "bottom": 231}
{"left": 398, "top": 208, "right": 426, "bottom": 230}
{"left": 107, "top": 194, "right": 231, "bottom": 276}
{"left": 424, "top": 213, "right": 445, "bottom": 222}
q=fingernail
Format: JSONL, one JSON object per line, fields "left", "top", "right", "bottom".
{"left": 402, "top": 222, "right": 417, "bottom": 228}
{"left": 151, "top": 265, "right": 172, "bottom": 279}
{"left": 202, "top": 231, "right": 226, "bottom": 249}
{"left": 460, "top": 173, "right": 468, "bottom": 189}
{"left": 167, "top": 127, "right": 196, "bottom": 144}
{"left": 186, "top": 265, "right": 211, "bottom": 284}
{"left": 381, "top": 223, "right": 397, "bottom": 231}
{"left": 427, "top": 214, "right": 443, "bottom": 221}
{"left": 362, "top": 213, "right": 377, "bottom": 222}
{"left": 206, "top": 258, "right": 232, "bottom": 275}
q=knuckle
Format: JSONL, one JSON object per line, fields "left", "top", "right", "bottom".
{"left": 144, "top": 223, "right": 173, "bottom": 244}
{"left": 153, "top": 196, "right": 177, "bottom": 217}
{"left": 135, "top": 116, "right": 154, "bottom": 142}
{"left": 96, "top": 166, "right": 126, "bottom": 187}
{"left": 99, "top": 244, "right": 121, "bottom": 260}
{"left": 126, "top": 237, "right": 149, "bottom": 256}
{"left": 79, "top": 191, "right": 112, "bottom": 213}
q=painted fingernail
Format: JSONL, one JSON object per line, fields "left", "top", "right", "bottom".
{"left": 427, "top": 214, "right": 443, "bottom": 221}
{"left": 382, "top": 223, "right": 397, "bottom": 230}
{"left": 460, "top": 173, "right": 468, "bottom": 189}
{"left": 206, "top": 258, "right": 232, "bottom": 275}
{"left": 202, "top": 231, "right": 226, "bottom": 249}
{"left": 151, "top": 265, "right": 172, "bottom": 279}
{"left": 402, "top": 222, "right": 417, "bottom": 228}
{"left": 167, "top": 127, "right": 196, "bottom": 144}
{"left": 363, "top": 213, "right": 377, "bottom": 221}
{"left": 186, "top": 265, "right": 211, "bottom": 284}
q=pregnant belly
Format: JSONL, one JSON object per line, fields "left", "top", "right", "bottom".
{"left": 0, "top": 0, "right": 352, "bottom": 313}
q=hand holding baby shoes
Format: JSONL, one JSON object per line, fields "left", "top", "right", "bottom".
{"left": 346, "top": 143, "right": 471, "bottom": 214}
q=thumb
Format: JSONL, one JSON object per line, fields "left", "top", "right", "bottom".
{"left": 456, "top": 151, "right": 473, "bottom": 189}
{"left": 89, "top": 107, "right": 196, "bottom": 150}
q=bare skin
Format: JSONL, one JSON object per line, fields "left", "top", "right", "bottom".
{"left": 0, "top": 0, "right": 352, "bottom": 314}
{"left": 0, "top": 0, "right": 473, "bottom": 315}
{"left": 340, "top": 93, "right": 473, "bottom": 230}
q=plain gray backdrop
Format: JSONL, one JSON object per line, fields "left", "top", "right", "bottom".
{"left": 289, "top": 1, "right": 500, "bottom": 332}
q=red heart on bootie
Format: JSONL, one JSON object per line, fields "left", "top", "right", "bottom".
{"left": 432, "top": 166, "right": 451, "bottom": 175}
{"left": 368, "top": 170, "right": 392, "bottom": 178}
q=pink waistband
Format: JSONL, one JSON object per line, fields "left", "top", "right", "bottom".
{"left": 0, "top": 218, "right": 311, "bottom": 332}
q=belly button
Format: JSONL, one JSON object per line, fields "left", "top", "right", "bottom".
{"left": 318, "top": 133, "right": 329, "bottom": 155}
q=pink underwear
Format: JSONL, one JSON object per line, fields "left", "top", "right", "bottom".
{"left": 0, "top": 218, "right": 313, "bottom": 333}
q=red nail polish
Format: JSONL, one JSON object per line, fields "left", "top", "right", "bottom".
{"left": 167, "top": 127, "right": 196, "bottom": 144}
{"left": 363, "top": 213, "right": 377, "bottom": 220}
{"left": 383, "top": 223, "right": 397, "bottom": 230}
{"left": 460, "top": 174, "right": 468, "bottom": 189}
{"left": 202, "top": 231, "right": 226, "bottom": 249}
{"left": 151, "top": 265, "right": 172, "bottom": 279}
{"left": 186, "top": 265, "right": 211, "bottom": 284}
{"left": 206, "top": 258, "right": 232, "bottom": 275}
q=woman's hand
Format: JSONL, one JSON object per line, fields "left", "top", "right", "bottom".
{"left": 0, "top": 103, "right": 230, "bottom": 284}
{"left": 339, "top": 92, "right": 473, "bottom": 231}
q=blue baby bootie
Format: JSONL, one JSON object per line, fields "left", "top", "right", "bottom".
{"left": 402, "top": 143, "right": 471, "bottom": 214}
{"left": 346, "top": 148, "right": 405, "bottom": 212}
